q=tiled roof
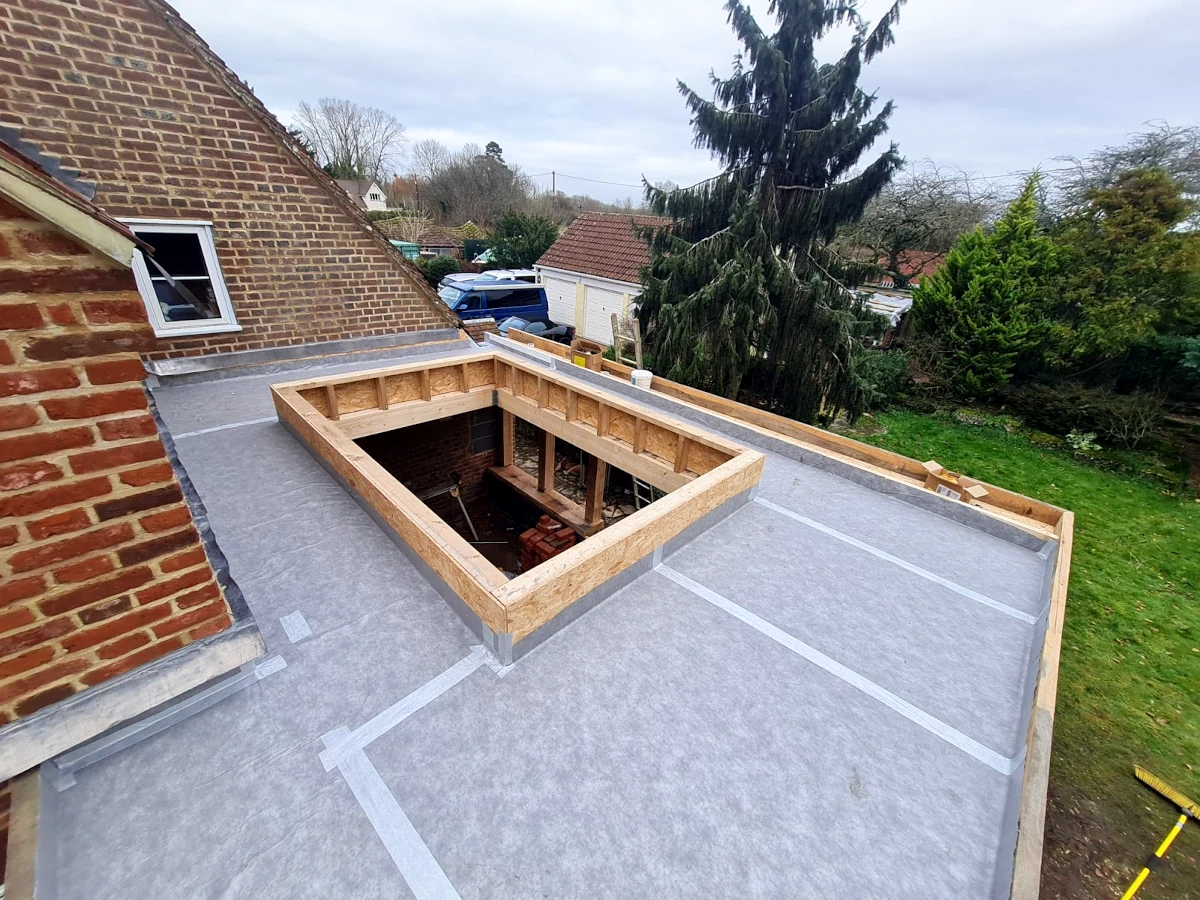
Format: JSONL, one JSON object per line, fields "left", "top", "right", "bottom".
{"left": 536, "top": 212, "right": 670, "bottom": 285}
{"left": 873, "top": 251, "right": 945, "bottom": 287}
{"left": 417, "top": 227, "right": 463, "bottom": 248}
{"left": 450, "top": 221, "right": 488, "bottom": 241}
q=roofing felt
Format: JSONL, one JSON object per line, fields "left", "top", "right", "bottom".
{"left": 535, "top": 211, "right": 671, "bottom": 285}
{"left": 44, "top": 337, "right": 1055, "bottom": 899}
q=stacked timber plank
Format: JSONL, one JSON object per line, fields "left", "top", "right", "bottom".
{"left": 520, "top": 516, "right": 577, "bottom": 571}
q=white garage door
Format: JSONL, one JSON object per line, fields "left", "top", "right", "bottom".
{"left": 583, "top": 286, "right": 625, "bottom": 345}
{"left": 541, "top": 275, "right": 576, "bottom": 327}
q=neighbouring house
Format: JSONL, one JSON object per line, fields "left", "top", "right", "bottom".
{"left": 534, "top": 211, "right": 669, "bottom": 345}
{"left": 335, "top": 179, "right": 389, "bottom": 212}
{"left": 0, "top": 0, "right": 458, "bottom": 363}
{"left": 417, "top": 227, "right": 464, "bottom": 258}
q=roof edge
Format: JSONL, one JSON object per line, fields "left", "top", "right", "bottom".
{"left": 0, "top": 147, "right": 139, "bottom": 265}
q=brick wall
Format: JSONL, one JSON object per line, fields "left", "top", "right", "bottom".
{"left": 0, "top": 0, "right": 458, "bottom": 361}
{"left": 461, "top": 317, "right": 499, "bottom": 344}
{"left": 0, "top": 198, "right": 235, "bottom": 724}
{"left": 357, "top": 411, "right": 499, "bottom": 514}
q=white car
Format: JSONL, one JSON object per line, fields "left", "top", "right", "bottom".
{"left": 440, "top": 268, "right": 539, "bottom": 287}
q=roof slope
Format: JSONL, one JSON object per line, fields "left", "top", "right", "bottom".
{"left": 536, "top": 212, "right": 670, "bottom": 285}
{"left": 418, "top": 227, "right": 464, "bottom": 248}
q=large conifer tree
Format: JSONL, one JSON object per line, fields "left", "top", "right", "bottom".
{"left": 638, "top": 0, "right": 905, "bottom": 422}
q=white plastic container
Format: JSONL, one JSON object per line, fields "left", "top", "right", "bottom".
{"left": 631, "top": 369, "right": 653, "bottom": 390}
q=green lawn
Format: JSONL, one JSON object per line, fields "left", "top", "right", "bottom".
{"left": 845, "top": 410, "right": 1199, "bottom": 899}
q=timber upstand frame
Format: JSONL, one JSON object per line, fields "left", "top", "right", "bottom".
{"left": 270, "top": 350, "right": 765, "bottom": 661}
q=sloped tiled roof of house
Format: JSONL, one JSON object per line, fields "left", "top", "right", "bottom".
{"left": 417, "top": 227, "right": 463, "bottom": 248}
{"left": 873, "top": 251, "right": 946, "bottom": 287}
{"left": 536, "top": 212, "right": 671, "bottom": 285}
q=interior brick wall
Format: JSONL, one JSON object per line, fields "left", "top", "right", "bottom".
{"left": 0, "top": 0, "right": 458, "bottom": 361}
{"left": 0, "top": 199, "right": 235, "bottom": 724}
{"left": 357, "top": 411, "right": 499, "bottom": 516}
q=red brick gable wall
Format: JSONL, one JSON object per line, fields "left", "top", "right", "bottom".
{"left": 0, "top": 198, "right": 236, "bottom": 723}
{"left": 0, "top": 0, "right": 457, "bottom": 361}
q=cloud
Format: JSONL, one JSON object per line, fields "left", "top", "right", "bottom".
{"left": 175, "top": 0, "right": 1200, "bottom": 202}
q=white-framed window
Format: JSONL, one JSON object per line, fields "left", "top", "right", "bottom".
{"left": 122, "top": 219, "right": 241, "bottom": 338}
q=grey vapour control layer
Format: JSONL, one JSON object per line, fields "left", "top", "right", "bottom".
{"left": 45, "top": 345, "right": 1055, "bottom": 900}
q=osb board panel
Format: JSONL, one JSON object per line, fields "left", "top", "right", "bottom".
{"left": 501, "top": 452, "right": 765, "bottom": 640}
{"left": 334, "top": 380, "right": 379, "bottom": 415}
{"left": 576, "top": 395, "right": 599, "bottom": 427}
{"left": 521, "top": 373, "right": 540, "bottom": 402}
{"left": 271, "top": 387, "right": 509, "bottom": 633}
{"left": 466, "top": 360, "right": 495, "bottom": 389}
{"left": 687, "top": 441, "right": 731, "bottom": 476}
{"left": 386, "top": 372, "right": 422, "bottom": 404}
{"left": 430, "top": 366, "right": 462, "bottom": 396}
{"left": 607, "top": 409, "right": 635, "bottom": 445}
{"left": 300, "top": 387, "right": 329, "bottom": 417}
{"left": 644, "top": 422, "right": 678, "bottom": 465}
{"left": 547, "top": 383, "right": 568, "bottom": 415}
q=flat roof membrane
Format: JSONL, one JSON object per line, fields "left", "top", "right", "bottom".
{"left": 47, "top": 340, "right": 1054, "bottom": 900}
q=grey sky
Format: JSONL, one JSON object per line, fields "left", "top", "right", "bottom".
{"left": 174, "top": 0, "right": 1200, "bottom": 203}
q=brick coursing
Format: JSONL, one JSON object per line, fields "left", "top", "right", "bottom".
{"left": 357, "top": 411, "right": 498, "bottom": 513}
{"left": 461, "top": 317, "right": 499, "bottom": 344}
{"left": 0, "top": 0, "right": 459, "bottom": 361}
{"left": 0, "top": 204, "right": 235, "bottom": 724}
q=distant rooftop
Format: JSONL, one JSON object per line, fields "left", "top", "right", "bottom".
{"left": 536, "top": 211, "right": 670, "bottom": 285}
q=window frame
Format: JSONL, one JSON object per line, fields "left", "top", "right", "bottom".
{"left": 121, "top": 218, "right": 241, "bottom": 338}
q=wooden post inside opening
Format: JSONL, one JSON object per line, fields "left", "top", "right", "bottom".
{"left": 538, "top": 428, "right": 555, "bottom": 493}
{"left": 500, "top": 410, "right": 515, "bottom": 467}
{"left": 584, "top": 454, "right": 607, "bottom": 527}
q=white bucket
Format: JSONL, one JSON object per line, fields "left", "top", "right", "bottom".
{"left": 631, "top": 369, "right": 653, "bottom": 390}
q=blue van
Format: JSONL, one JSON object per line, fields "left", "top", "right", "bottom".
{"left": 437, "top": 278, "right": 550, "bottom": 325}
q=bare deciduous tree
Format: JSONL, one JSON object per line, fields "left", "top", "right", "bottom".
{"left": 841, "top": 160, "right": 999, "bottom": 288}
{"left": 294, "top": 97, "right": 407, "bottom": 185}
{"left": 408, "top": 139, "right": 452, "bottom": 183}
{"left": 384, "top": 213, "right": 433, "bottom": 244}
{"left": 422, "top": 144, "right": 534, "bottom": 227}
